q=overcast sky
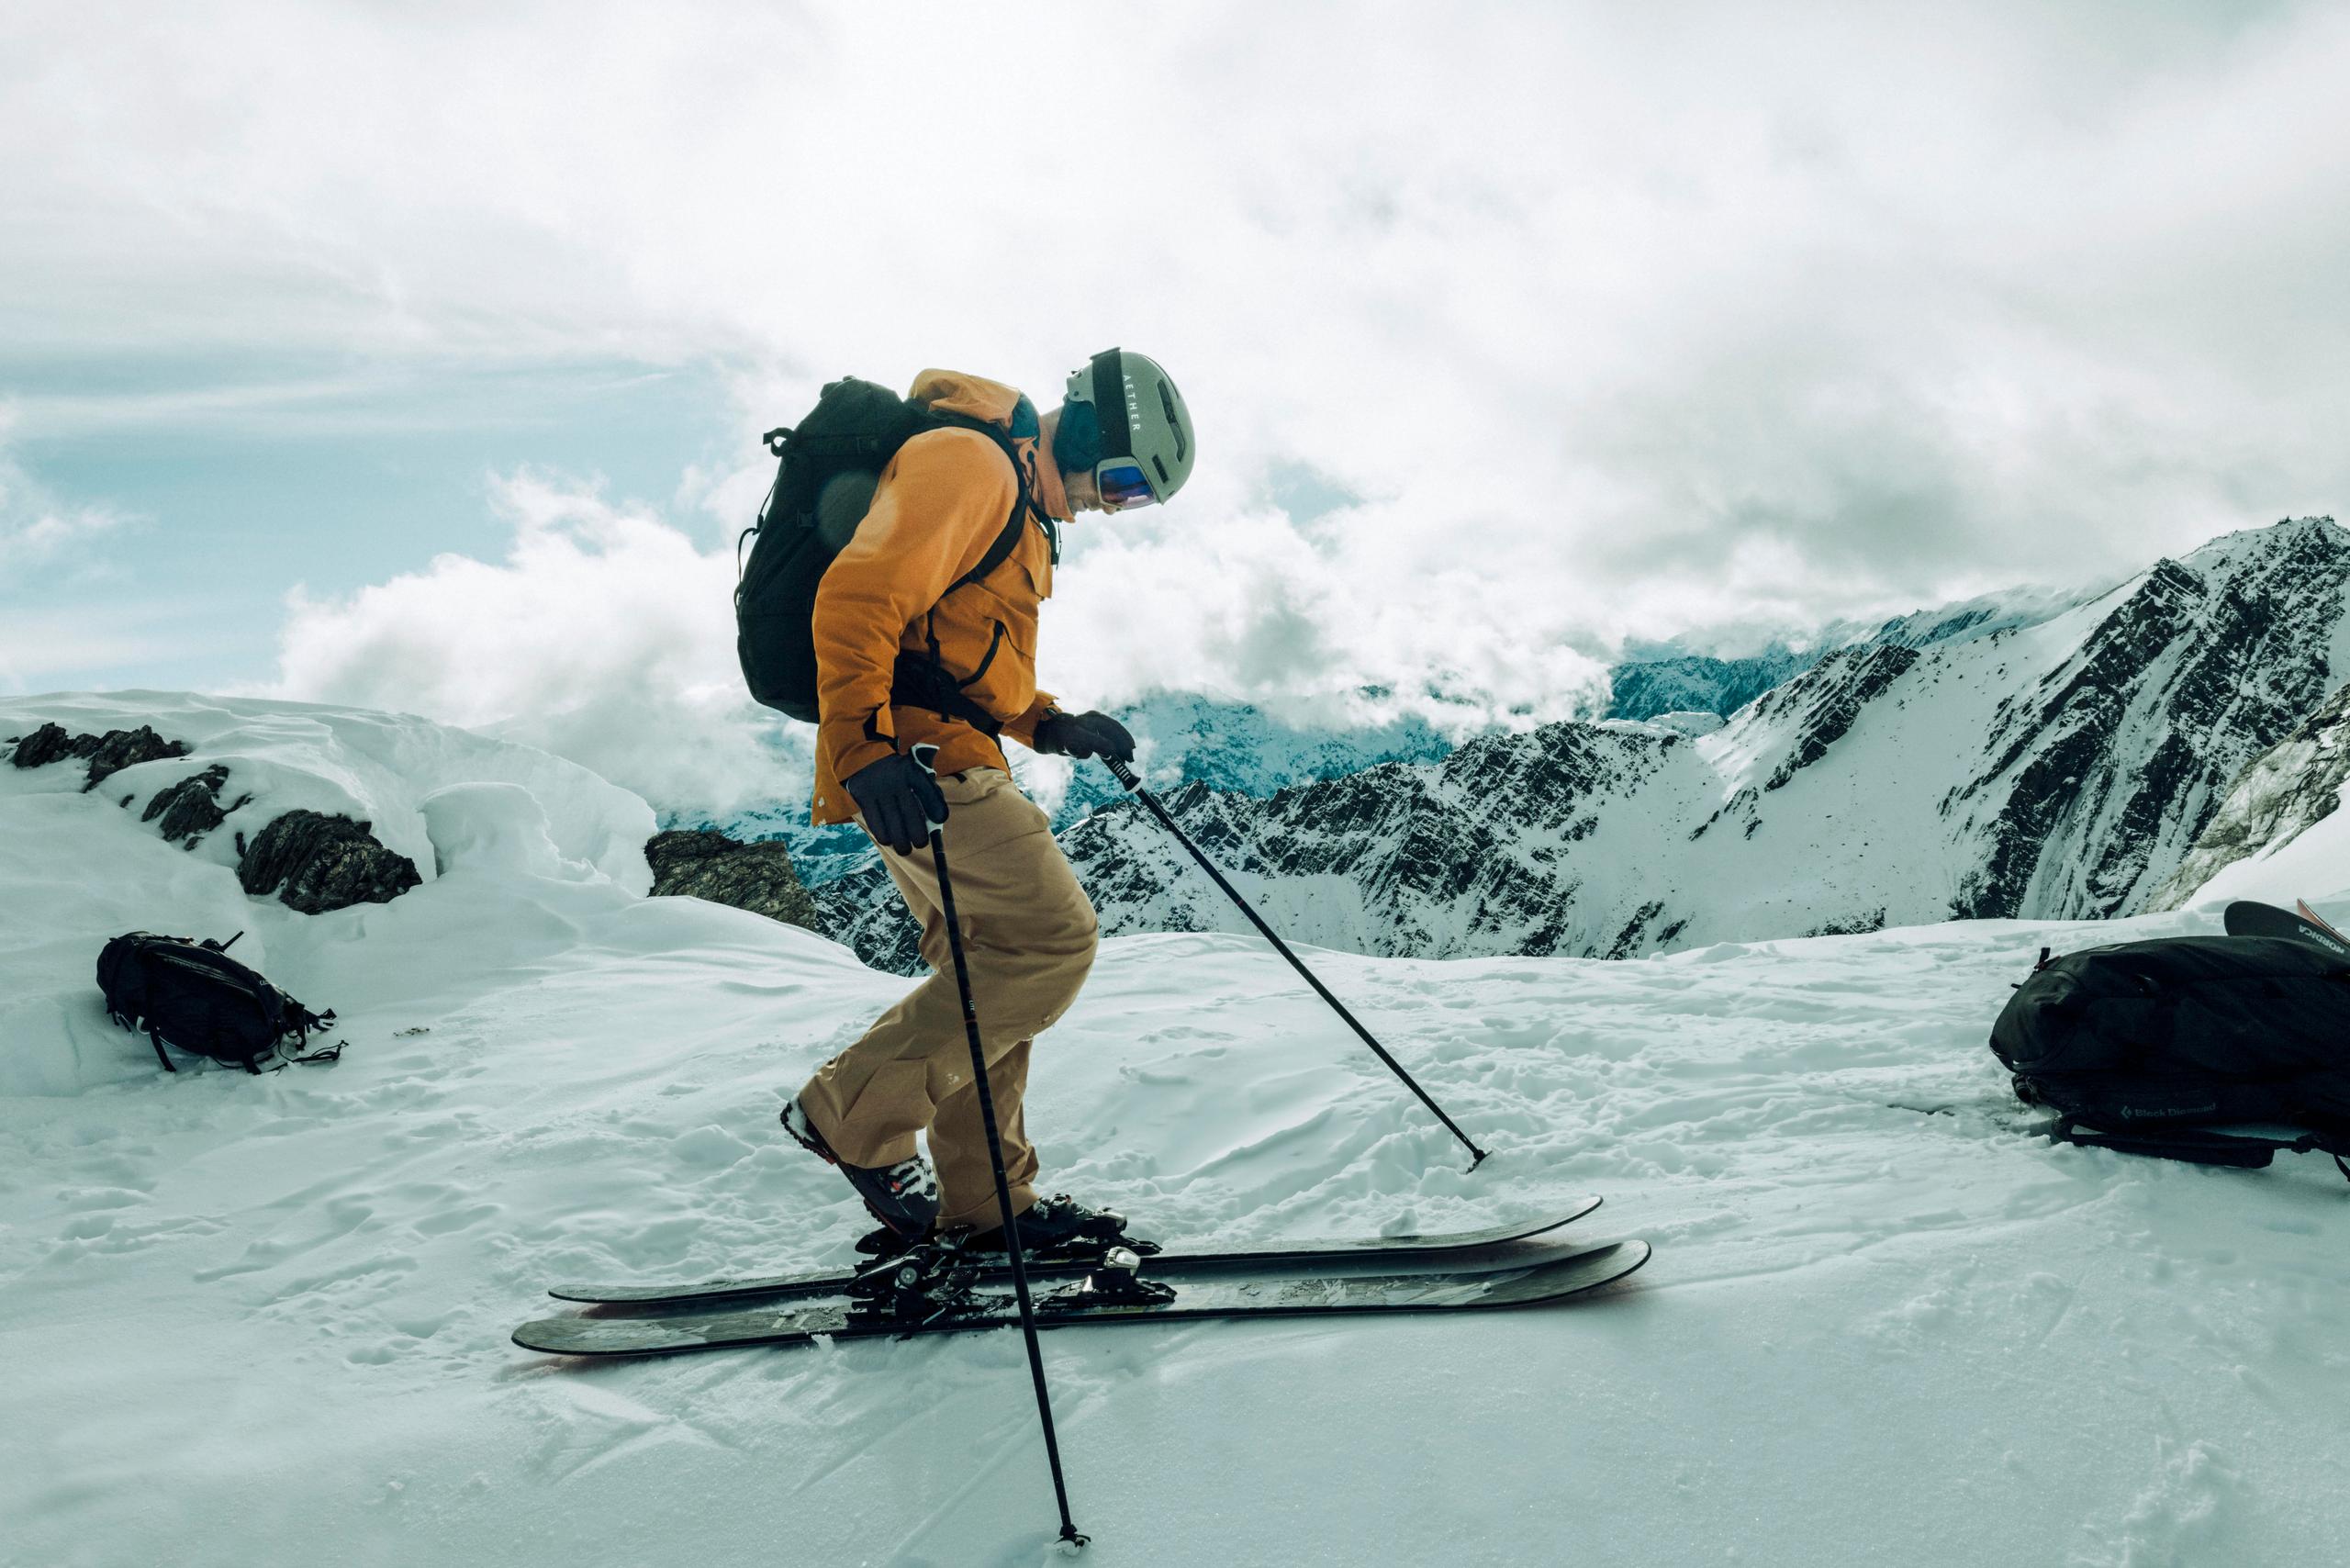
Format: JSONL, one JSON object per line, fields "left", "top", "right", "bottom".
{"left": 4, "top": 2, "right": 2345, "bottom": 812}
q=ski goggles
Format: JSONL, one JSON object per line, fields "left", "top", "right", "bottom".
{"left": 1095, "top": 460, "right": 1159, "bottom": 510}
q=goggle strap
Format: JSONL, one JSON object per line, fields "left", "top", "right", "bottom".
{"left": 1091, "top": 348, "right": 1132, "bottom": 460}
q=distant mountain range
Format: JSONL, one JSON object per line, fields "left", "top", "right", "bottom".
{"left": 703, "top": 586, "right": 2090, "bottom": 885}
{"left": 681, "top": 691, "right": 1457, "bottom": 887}
{"left": 822, "top": 515, "right": 2350, "bottom": 973}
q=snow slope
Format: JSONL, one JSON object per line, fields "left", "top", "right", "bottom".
{"left": 7, "top": 694, "right": 2350, "bottom": 1567}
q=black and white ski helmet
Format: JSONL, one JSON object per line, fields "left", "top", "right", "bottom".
{"left": 1062, "top": 348, "right": 1194, "bottom": 509}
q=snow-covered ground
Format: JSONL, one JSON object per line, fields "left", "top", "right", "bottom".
{"left": 6, "top": 694, "right": 2347, "bottom": 1567}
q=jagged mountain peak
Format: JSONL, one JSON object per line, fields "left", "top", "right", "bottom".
{"left": 2180, "top": 513, "right": 2346, "bottom": 577}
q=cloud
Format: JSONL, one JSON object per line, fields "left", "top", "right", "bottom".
{"left": 259, "top": 472, "right": 796, "bottom": 816}
{"left": 255, "top": 462, "right": 1599, "bottom": 822}
{"left": 8, "top": 0, "right": 2350, "bottom": 714}
{"left": 0, "top": 421, "right": 129, "bottom": 577}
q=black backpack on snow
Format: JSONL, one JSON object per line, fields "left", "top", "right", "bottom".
{"left": 96, "top": 931, "right": 341, "bottom": 1075}
{"left": 734, "top": 376, "right": 1046, "bottom": 727}
{"left": 1990, "top": 934, "right": 2350, "bottom": 1178}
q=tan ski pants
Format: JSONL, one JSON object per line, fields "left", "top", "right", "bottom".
{"left": 796, "top": 767, "right": 1098, "bottom": 1231}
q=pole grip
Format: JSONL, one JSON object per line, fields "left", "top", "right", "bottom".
{"left": 908, "top": 742, "right": 950, "bottom": 833}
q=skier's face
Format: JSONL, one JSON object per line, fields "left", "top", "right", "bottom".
{"left": 1041, "top": 403, "right": 1113, "bottom": 516}
{"left": 1061, "top": 463, "right": 1107, "bottom": 515}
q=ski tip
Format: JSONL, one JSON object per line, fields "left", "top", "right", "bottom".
{"left": 2224, "top": 897, "right": 2350, "bottom": 956}
{"left": 2297, "top": 898, "right": 2350, "bottom": 944}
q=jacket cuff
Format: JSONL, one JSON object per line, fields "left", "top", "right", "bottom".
{"left": 831, "top": 729, "right": 900, "bottom": 786}
{"left": 1001, "top": 693, "right": 1060, "bottom": 750}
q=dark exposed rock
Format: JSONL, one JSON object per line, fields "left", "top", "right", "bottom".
{"left": 6, "top": 722, "right": 78, "bottom": 768}
{"left": 237, "top": 810, "right": 422, "bottom": 913}
{"left": 83, "top": 726, "right": 192, "bottom": 790}
{"left": 140, "top": 765, "right": 254, "bottom": 848}
{"left": 2150, "top": 676, "right": 2350, "bottom": 909}
{"left": 814, "top": 868, "right": 923, "bottom": 974}
{"left": 1606, "top": 900, "right": 1669, "bottom": 958}
{"left": 1952, "top": 520, "right": 2350, "bottom": 919}
{"left": 6, "top": 722, "right": 191, "bottom": 789}
{"left": 645, "top": 829, "right": 821, "bottom": 932}
{"left": 1806, "top": 909, "right": 1887, "bottom": 937}
{"left": 1760, "top": 644, "right": 1919, "bottom": 791}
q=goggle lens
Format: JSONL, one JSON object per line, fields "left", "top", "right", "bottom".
{"left": 1097, "top": 461, "right": 1158, "bottom": 510}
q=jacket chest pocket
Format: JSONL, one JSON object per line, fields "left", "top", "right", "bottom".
{"left": 968, "top": 574, "right": 1039, "bottom": 668}
{"left": 967, "top": 534, "right": 1048, "bottom": 655}
{"left": 923, "top": 537, "right": 1046, "bottom": 707}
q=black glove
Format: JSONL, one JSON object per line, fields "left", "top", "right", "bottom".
{"left": 1034, "top": 710, "right": 1136, "bottom": 764}
{"left": 844, "top": 752, "right": 948, "bottom": 855}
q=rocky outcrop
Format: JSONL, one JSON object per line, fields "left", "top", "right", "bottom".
{"left": 813, "top": 872, "right": 923, "bottom": 973}
{"left": 2149, "top": 678, "right": 2350, "bottom": 910}
{"left": 1757, "top": 644, "right": 1919, "bottom": 791}
{"left": 1950, "top": 519, "right": 2350, "bottom": 919}
{"left": 646, "top": 829, "right": 821, "bottom": 932}
{"left": 7, "top": 722, "right": 192, "bottom": 790}
{"left": 237, "top": 811, "right": 423, "bottom": 914}
{"left": 140, "top": 765, "right": 252, "bottom": 849}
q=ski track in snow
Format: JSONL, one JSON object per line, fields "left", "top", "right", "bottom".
{"left": 6, "top": 692, "right": 2350, "bottom": 1567}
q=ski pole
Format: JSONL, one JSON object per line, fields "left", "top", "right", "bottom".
{"left": 1102, "top": 757, "right": 1489, "bottom": 1170}
{"left": 912, "top": 745, "right": 1087, "bottom": 1551}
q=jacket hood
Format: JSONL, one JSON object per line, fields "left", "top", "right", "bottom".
{"left": 907, "top": 368, "right": 1069, "bottom": 521}
{"left": 908, "top": 370, "right": 1024, "bottom": 427}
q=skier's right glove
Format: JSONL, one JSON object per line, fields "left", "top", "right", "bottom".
{"left": 845, "top": 753, "right": 948, "bottom": 856}
{"left": 1034, "top": 710, "right": 1136, "bottom": 765}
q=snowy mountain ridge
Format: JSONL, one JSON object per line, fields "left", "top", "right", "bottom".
{"left": 1602, "top": 578, "right": 2105, "bottom": 723}
{"left": 826, "top": 515, "right": 2350, "bottom": 970}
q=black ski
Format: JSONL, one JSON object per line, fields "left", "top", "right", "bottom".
{"left": 548, "top": 1198, "right": 1604, "bottom": 1308}
{"left": 2222, "top": 898, "right": 2350, "bottom": 957}
{"left": 515, "top": 1238, "right": 1649, "bottom": 1358}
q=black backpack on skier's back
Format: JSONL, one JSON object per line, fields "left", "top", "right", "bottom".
{"left": 734, "top": 377, "right": 1037, "bottom": 724}
{"left": 96, "top": 931, "right": 340, "bottom": 1074}
{"left": 1990, "top": 935, "right": 2350, "bottom": 1176}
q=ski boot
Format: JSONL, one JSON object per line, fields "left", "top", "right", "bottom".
{"left": 957, "top": 1193, "right": 1159, "bottom": 1263}
{"left": 852, "top": 1223, "right": 925, "bottom": 1261}
{"left": 779, "top": 1095, "right": 939, "bottom": 1244}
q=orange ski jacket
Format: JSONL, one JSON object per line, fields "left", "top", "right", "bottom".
{"left": 810, "top": 370, "right": 1072, "bottom": 825}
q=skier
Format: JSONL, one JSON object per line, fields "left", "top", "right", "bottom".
{"left": 780, "top": 350, "right": 1196, "bottom": 1257}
